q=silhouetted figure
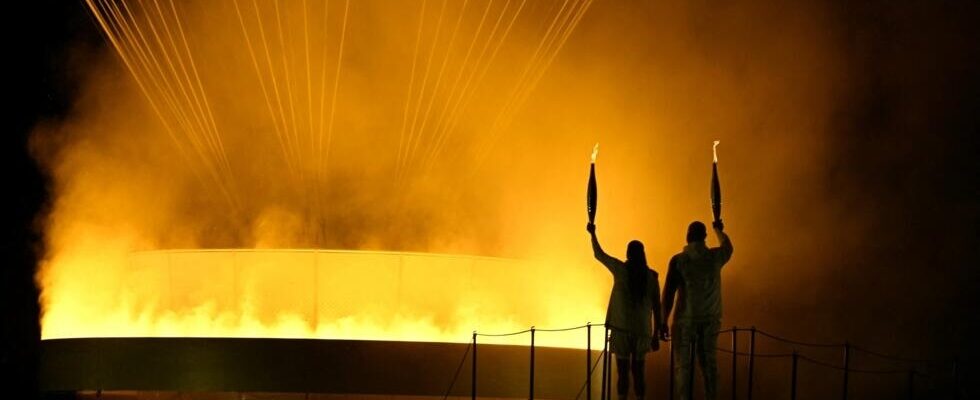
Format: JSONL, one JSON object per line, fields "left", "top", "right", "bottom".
{"left": 662, "top": 220, "right": 733, "bottom": 400}
{"left": 587, "top": 222, "right": 665, "bottom": 400}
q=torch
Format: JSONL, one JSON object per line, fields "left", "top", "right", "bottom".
{"left": 711, "top": 140, "right": 722, "bottom": 224}
{"left": 587, "top": 143, "right": 599, "bottom": 224}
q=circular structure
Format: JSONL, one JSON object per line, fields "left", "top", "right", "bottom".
{"left": 41, "top": 250, "right": 608, "bottom": 398}
{"left": 43, "top": 249, "right": 605, "bottom": 349}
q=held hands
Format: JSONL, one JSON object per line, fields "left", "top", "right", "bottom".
{"left": 586, "top": 222, "right": 596, "bottom": 235}
{"left": 712, "top": 219, "right": 725, "bottom": 231}
{"left": 651, "top": 322, "right": 669, "bottom": 351}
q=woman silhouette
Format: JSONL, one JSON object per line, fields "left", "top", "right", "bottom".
{"left": 587, "top": 222, "right": 665, "bottom": 400}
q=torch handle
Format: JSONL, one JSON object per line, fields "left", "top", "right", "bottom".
{"left": 588, "top": 163, "right": 597, "bottom": 224}
{"left": 711, "top": 162, "right": 722, "bottom": 223}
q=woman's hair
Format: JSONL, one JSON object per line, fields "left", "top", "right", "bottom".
{"left": 625, "top": 240, "right": 649, "bottom": 306}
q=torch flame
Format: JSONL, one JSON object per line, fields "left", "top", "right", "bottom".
{"left": 713, "top": 140, "right": 720, "bottom": 163}
{"left": 591, "top": 143, "right": 599, "bottom": 163}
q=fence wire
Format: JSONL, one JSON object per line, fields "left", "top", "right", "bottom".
{"left": 442, "top": 342, "right": 472, "bottom": 400}
{"left": 756, "top": 329, "right": 845, "bottom": 348}
{"left": 574, "top": 347, "right": 607, "bottom": 400}
{"left": 459, "top": 322, "right": 947, "bottom": 399}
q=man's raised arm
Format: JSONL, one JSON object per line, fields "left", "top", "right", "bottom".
{"left": 712, "top": 220, "right": 733, "bottom": 266}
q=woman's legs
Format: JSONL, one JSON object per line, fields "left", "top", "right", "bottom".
{"left": 614, "top": 334, "right": 650, "bottom": 399}
{"left": 616, "top": 355, "right": 631, "bottom": 399}
{"left": 631, "top": 355, "right": 646, "bottom": 399}
{"left": 615, "top": 352, "right": 647, "bottom": 400}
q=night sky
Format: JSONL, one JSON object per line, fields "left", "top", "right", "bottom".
{"left": 4, "top": 1, "right": 980, "bottom": 398}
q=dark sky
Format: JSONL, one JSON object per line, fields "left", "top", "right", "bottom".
{"left": 823, "top": 0, "right": 980, "bottom": 360}
{"left": 4, "top": 0, "right": 979, "bottom": 398}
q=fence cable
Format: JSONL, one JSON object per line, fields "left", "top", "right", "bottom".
{"left": 537, "top": 324, "right": 593, "bottom": 332}
{"left": 756, "top": 329, "right": 845, "bottom": 348}
{"left": 717, "top": 347, "right": 794, "bottom": 358}
{"left": 573, "top": 347, "right": 607, "bottom": 400}
{"left": 851, "top": 344, "right": 938, "bottom": 366}
{"left": 441, "top": 341, "right": 472, "bottom": 400}
{"left": 798, "top": 354, "right": 908, "bottom": 374}
{"left": 463, "top": 322, "right": 940, "bottom": 392}
{"left": 475, "top": 328, "right": 533, "bottom": 337}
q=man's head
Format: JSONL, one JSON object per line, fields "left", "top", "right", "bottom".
{"left": 626, "top": 240, "right": 646, "bottom": 266}
{"left": 687, "top": 221, "right": 707, "bottom": 243}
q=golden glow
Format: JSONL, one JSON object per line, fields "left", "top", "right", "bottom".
{"left": 42, "top": 249, "right": 606, "bottom": 348}
{"left": 37, "top": 1, "right": 608, "bottom": 348}
{"left": 591, "top": 143, "right": 599, "bottom": 164}
{"left": 35, "top": 0, "right": 847, "bottom": 351}
{"left": 713, "top": 140, "right": 720, "bottom": 163}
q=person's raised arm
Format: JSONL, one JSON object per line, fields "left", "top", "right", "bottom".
{"left": 712, "top": 220, "right": 733, "bottom": 266}
{"left": 587, "top": 223, "right": 618, "bottom": 271}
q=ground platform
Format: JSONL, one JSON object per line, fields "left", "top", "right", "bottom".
{"left": 41, "top": 338, "right": 604, "bottom": 399}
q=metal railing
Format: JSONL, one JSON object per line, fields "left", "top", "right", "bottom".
{"left": 441, "top": 323, "right": 956, "bottom": 400}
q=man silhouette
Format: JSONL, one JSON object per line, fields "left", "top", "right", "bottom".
{"left": 662, "top": 220, "right": 733, "bottom": 400}
{"left": 587, "top": 223, "right": 665, "bottom": 400}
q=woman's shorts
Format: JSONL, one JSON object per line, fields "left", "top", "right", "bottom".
{"left": 610, "top": 330, "right": 651, "bottom": 356}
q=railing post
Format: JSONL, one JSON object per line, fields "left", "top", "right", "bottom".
{"left": 842, "top": 342, "right": 850, "bottom": 400}
{"left": 606, "top": 328, "right": 613, "bottom": 400}
{"left": 472, "top": 331, "right": 477, "bottom": 400}
{"left": 669, "top": 338, "right": 675, "bottom": 400}
{"left": 587, "top": 323, "right": 592, "bottom": 400}
{"left": 791, "top": 351, "right": 798, "bottom": 400}
{"left": 601, "top": 327, "right": 609, "bottom": 400}
{"left": 907, "top": 369, "right": 915, "bottom": 400}
{"left": 530, "top": 327, "right": 535, "bottom": 400}
{"left": 748, "top": 326, "right": 756, "bottom": 400}
{"left": 731, "top": 327, "right": 738, "bottom": 400}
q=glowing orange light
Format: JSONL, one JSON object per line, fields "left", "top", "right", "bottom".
{"left": 41, "top": 248, "right": 608, "bottom": 348}
{"left": 37, "top": 0, "right": 606, "bottom": 350}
